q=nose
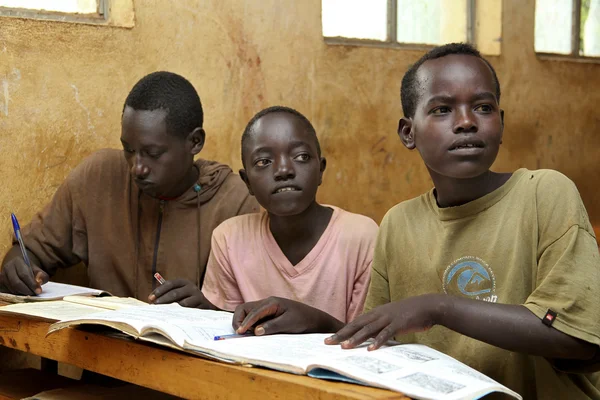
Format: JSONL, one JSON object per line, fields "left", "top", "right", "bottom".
{"left": 453, "top": 107, "right": 478, "bottom": 134}
{"left": 131, "top": 155, "right": 150, "bottom": 180}
{"left": 273, "top": 156, "right": 295, "bottom": 181}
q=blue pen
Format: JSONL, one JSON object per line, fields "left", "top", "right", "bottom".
{"left": 11, "top": 213, "right": 32, "bottom": 269}
{"left": 213, "top": 333, "right": 253, "bottom": 341}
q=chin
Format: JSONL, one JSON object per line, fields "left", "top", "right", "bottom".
{"left": 266, "top": 203, "right": 310, "bottom": 217}
{"left": 431, "top": 160, "right": 496, "bottom": 180}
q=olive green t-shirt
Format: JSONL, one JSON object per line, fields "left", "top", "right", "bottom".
{"left": 365, "top": 169, "right": 600, "bottom": 399}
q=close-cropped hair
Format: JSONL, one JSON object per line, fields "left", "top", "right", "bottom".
{"left": 401, "top": 43, "right": 501, "bottom": 118}
{"left": 124, "top": 71, "right": 204, "bottom": 138}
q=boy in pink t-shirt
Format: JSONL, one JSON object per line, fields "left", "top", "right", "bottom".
{"left": 201, "top": 106, "right": 378, "bottom": 335}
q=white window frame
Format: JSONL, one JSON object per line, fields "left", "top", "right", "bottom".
{"left": 535, "top": 0, "right": 599, "bottom": 62}
{"left": 324, "top": 0, "right": 479, "bottom": 51}
{"left": 0, "top": 0, "right": 134, "bottom": 27}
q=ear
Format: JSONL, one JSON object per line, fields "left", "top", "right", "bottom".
{"left": 188, "top": 128, "right": 206, "bottom": 155}
{"left": 318, "top": 157, "right": 327, "bottom": 186}
{"left": 398, "top": 117, "right": 415, "bottom": 150}
{"left": 499, "top": 109, "right": 505, "bottom": 144}
{"left": 239, "top": 169, "right": 254, "bottom": 195}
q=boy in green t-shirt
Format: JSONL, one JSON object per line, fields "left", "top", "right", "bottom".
{"left": 325, "top": 43, "right": 600, "bottom": 398}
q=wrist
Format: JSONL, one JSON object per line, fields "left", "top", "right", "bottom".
{"left": 429, "top": 293, "right": 452, "bottom": 327}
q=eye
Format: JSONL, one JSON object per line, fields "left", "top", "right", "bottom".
{"left": 294, "top": 153, "right": 310, "bottom": 162}
{"left": 254, "top": 159, "right": 271, "bottom": 167}
{"left": 474, "top": 104, "right": 493, "bottom": 113}
{"left": 431, "top": 106, "right": 451, "bottom": 114}
{"left": 147, "top": 152, "right": 163, "bottom": 159}
{"left": 122, "top": 147, "right": 134, "bottom": 154}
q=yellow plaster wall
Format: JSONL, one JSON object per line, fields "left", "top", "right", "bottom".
{"left": 0, "top": 0, "right": 599, "bottom": 260}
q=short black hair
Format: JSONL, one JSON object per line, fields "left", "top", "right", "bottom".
{"left": 401, "top": 43, "right": 501, "bottom": 118}
{"left": 241, "top": 106, "right": 321, "bottom": 166}
{"left": 124, "top": 71, "right": 203, "bottom": 138}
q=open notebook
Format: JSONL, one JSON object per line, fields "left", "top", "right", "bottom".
{"left": 0, "top": 282, "right": 110, "bottom": 303}
{"left": 29, "top": 304, "right": 521, "bottom": 400}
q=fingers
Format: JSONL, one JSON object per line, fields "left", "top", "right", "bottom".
{"left": 370, "top": 324, "right": 397, "bottom": 351}
{"left": 341, "top": 318, "right": 390, "bottom": 349}
{"left": 150, "top": 279, "right": 190, "bottom": 304}
{"left": 236, "top": 299, "right": 281, "bottom": 334}
{"left": 325, "top": 313, "right": 379, "bottom": 345}
{"left": 177, "top": 292, "right": 209, "bottom": 308}
{"left": 7, "top": 262, "right": 36, "bottom": 295}
{"left": 232, "top": 304, "right": 251, "bottom": 332}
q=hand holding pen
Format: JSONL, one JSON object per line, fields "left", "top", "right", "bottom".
{"left": 0, "top": 213, "right": 48, "bottom": 295}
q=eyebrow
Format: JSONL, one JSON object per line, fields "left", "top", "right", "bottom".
{"left": 250, "top": 140, "right": 312, "bottom": 157}
{"left": 425, "top": 92, "right": 497, "bottom": 107}
{"left": 119, "top": 140, "right": 165, "bottom": 151}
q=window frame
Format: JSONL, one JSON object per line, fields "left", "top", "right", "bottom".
{"left": 0, "top": 0, "right": 108, "bottom": 25}
{"left": 535, "top": 0, "right": 599, "bottom": 63}
{"left": 323, "top": 0, "right": 477, "bottom": 51}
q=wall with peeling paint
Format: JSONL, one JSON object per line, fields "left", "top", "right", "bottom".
{"left": 0, "top": 0, "right": 599, "bottom": 261}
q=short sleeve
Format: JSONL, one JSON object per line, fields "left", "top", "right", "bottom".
{"left": 363, "top": 214, "right": 392, "bottom": 313}
{"left": 523, "top": 172, "right": 600, "bottom": 369}
{"left": 347, "top": 259, "right": 372, "bottom": 322}
{"left": 201, "top": 229, "right": 244, "bottom": 311}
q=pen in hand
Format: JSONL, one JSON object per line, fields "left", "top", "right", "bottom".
{"left": 11, "top": 213, "right": 43, "bottom": 294}
{"left": 154, "top": 272, "right": 166, "bottom": 285}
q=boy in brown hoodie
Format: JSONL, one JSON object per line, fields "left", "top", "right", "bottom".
{"left": 0, "top": 71, "right": 258, "bottom": 305}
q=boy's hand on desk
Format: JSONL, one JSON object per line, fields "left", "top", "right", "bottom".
{"left": 233, "top": 297, "right": 344, "bottom": 336}
{"left": 149, "top": 278, "right": 209, "bottom": 308}
{"left": 0, "top": 248, "right": 48, "bottom": 295}
{"left": 325, "top": 294, "right": 440, "bottom": 351}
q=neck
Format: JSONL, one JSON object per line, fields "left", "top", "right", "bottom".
{"left": 268, "top": 201, "right": 331, "bottom": 242}
{"left": 429, "top": 169, "right": 511, "bottom": 208}
{"left": 164, "top": 164, "right": 199, "bottom": 199}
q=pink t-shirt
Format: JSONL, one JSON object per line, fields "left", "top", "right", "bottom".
{"left": 202, "top": 206, "right": 378, "bottom": 323}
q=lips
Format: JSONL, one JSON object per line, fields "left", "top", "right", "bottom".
{"left": 449, "top": 138, "right": 485, "bottom": 151}
{"left": 272, "top": 185, "right": 301, "bottom": 194}
{"left": 134, "top": 179, "right": 153, "bottom": 189}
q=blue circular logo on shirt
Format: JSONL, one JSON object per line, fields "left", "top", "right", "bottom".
{"left": 443, "top": 256, "right": 497, "bottom": 301}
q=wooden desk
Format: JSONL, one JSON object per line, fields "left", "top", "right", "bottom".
{"left": 0, "top": 313, "right": 409, "bottom": 400}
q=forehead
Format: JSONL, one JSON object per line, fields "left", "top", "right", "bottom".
{"left": 416, "top": 55, "right": 496, "bottom": 99}
{"left": 121, "top": 107, "right": 174, "bottom": 144}
{"left": 245, "top": 112, "right": 317, "bottom": 152}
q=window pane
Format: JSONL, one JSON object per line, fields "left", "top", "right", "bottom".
{"left": 0, "top": 0, "right": 98, "bottom": 13}
{"left": 534, "top": 0, "right": 573, "bottom": 54}
{"left": 396, "top": 0, "right": 468, "bottom": 45}
{"left": 322, "top": 0, "right": 388, "bottom": 41}
{"left": 582, "top": 0, "right": 600, "bottom": 56}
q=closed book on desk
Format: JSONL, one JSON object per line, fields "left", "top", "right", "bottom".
{"left": 0, "top": 282, "right": 111, "bottom": 303}
{"left": 46, "top": 305, "right": 522, "bottom": 400}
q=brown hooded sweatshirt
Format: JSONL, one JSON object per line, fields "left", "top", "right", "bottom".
{"left": 20, "top": 149, "right": 259, "bottom": 299}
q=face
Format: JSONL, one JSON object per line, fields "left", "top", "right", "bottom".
{"left": 240, "top": 112, "right": 326, "bottom": 217}
{"left": 120, "top": 107, "right": 204, "bottom": 198}
{"left": 399, "top": 54, "right": 504, "bottom": 180}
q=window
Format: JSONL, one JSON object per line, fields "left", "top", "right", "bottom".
{"left": 322, "top": 0, "right": 502, "bottom": 55}
{"left": 0, "top": 0, "right": 134, "bottom": 27}
{"left": 535, "top": 0, "right": 599, "bottom": 59}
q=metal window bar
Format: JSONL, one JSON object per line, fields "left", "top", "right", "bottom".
{"left": 572, "top": 0, "right": 582, "bottom": 56}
